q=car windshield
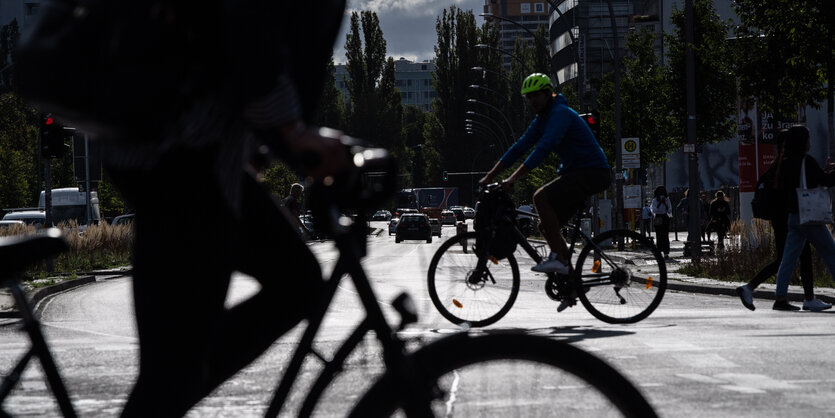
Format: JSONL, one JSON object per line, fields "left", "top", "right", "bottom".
{"left": 401, "top": 216, "right": 425, "bottom": 226}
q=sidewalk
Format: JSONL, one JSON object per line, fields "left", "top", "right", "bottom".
{"left": 644, "top": 231, "right": 835, "bottom": 305}
{"left": 0, "top": 268, "right": 131, "bottom": 326}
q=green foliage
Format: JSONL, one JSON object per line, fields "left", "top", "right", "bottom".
{"left": 262, "top": 160, "right": 300, "bottom": 201}
{"left": 314, "top": 56, "right": 345, "bottom": 129}
{"left": 666, "top": 0, "right": 737, "bottom": 145}
{"left": 0, "top": 93, "right": 39, "bottom": 209}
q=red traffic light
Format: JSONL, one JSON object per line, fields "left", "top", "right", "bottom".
{"left": 45, "top": 116, "right": 54, "bottom": 125}
{"left": 584, "top": 115, "right": 597, "bottom": 125}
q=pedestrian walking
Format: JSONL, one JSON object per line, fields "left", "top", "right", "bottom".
{"left": 651, "top": 186, "right": 672, "bottom": 258}
{"left": 282, "top": 183, "right": 309, "bottom": 236}
{"left": 641, "top": 200, "right": 653, "bottom": 237}
{"left": 736, "top": 130, "right": 830, "bottom": 311}
{"left": 699, "top": 192, "right": 710, "bottom": 241}
{"left": 771, "top": 126, "right": 835, "bottom": 311}
{"left": 707, "top": 191, "right": 731, "bottom": 249}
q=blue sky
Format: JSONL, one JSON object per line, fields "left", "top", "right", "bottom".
{"left": 333, "top": 0, "right": 485, "bottom": 64}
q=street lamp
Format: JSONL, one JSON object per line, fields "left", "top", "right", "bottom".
{"left": 466, "top": 111, "right": 512, "bottom": 143}
{"left": 465, "top": 120, "right": 506, "bottom": 149}
{"left": 475, "top": 44, "right": 531, "bottom": 74}
{"left": 468, "top": 84, "right": 506, "bottom": 100}
{"left": 480, "top": 13, "right": 558, "bottom": 85}
{"left": 466, "top": 98, "right": 517, "bottom": 138}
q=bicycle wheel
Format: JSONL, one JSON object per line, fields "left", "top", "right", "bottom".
{"left": 350, "top": 333, "right": 657, "bottom": 417}
{"left": 427, "top": 232, "right": 520, "bottom": 327}
{"left": 574, "top": 229, "right": 667, "bottom": 324}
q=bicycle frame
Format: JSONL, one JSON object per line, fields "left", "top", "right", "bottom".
{"left": 264, "top": 211, "right": 426, "bottom": 417}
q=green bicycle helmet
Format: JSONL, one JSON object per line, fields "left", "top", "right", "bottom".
{"left": 520, "top": 73, "right": 553, "bottom": 95}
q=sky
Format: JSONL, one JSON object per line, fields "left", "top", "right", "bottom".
{"left": 333, "top": 0, "right": 485, "bottom": 64}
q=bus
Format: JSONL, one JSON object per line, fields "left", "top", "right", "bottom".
{"left": 394, "top": 188, "right": 459, "bottom": 219}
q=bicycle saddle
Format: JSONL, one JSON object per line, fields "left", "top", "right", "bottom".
{"left": 0, "top": 228, "right": 67, "bottom": 280}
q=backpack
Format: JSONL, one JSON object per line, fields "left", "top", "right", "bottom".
{"left": 751, "top": 167, "right": 776, "bottom": 220}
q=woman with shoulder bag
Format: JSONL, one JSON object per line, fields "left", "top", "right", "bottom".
{"left": 772, "top": 126, "right": 835, "bottom": 311}
{"left": 651, "top": 186, "right": 672, "bottom": 258}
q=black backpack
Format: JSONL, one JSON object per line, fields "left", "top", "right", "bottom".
{"left": 751, "top": 167, "right": 776, "bottom": 220}
{"left": 474, "top": 189, "right": 518, "bottom": 260}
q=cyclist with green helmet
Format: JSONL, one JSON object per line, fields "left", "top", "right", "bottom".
{"left": 479, "top": 73, "right": 611, "bottom": 277}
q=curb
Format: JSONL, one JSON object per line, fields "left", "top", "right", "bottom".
{"left": 0, "top": 275, "right": 96, "bottom": 320}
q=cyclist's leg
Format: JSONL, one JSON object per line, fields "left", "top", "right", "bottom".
{"left": 533, "top": 177, "right": 571, "bottom": 262}
{"left": 114, "top": 147, "right": 239, "bottom": 417}
{"left": 197, "top": 171, "right": 324, "bottom": 390}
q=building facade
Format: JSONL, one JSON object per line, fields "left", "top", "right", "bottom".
{"left": 335, "top": 58, "right": 437, "bottom": 111}
{"left": 482, "top": 0, "right": 552, "bottom": 71}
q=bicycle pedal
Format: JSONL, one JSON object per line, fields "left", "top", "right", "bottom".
{"left": 556, "top": 298, "right": 575, "bottom": 313}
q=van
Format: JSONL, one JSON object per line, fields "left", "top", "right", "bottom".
{"left": 38, "top": 187, "right": 101, "bottom": 226}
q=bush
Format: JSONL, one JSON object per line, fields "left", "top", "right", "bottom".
{"left": 679, "top": 219, "right": 835, "bottom": 288}
{"left": 1, "top": 222, "right": 133, "bottom": 278}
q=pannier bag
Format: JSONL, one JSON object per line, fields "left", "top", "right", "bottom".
{"left": 474, "top": 188, "right": 518, "bottom": 260}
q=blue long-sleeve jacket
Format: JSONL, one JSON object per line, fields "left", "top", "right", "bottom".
{"left": 499, "top": 94, "right": 609, "bottom": 173}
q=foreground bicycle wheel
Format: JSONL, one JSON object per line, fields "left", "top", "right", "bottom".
{"left": 574, "top": 229, "right": 667, "bottom": 324}
{"left": 427, "top": 232, "right": 520, "bottom": 327}
{"left": 350, "top": 333, "right": 657, "bottom": 417}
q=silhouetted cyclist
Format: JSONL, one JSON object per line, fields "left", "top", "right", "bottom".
{"left": 91, "top": 1, "right": 350, "bottom": 416}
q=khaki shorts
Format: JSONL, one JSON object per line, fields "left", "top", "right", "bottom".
{"left": 540, "top": 168, "right": 611, "bottom": 221}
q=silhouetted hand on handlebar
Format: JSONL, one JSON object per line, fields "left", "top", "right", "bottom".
{"left": 282, "top": 122, "right": 352, "bottom": 180}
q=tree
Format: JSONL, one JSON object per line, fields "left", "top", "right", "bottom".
{"left": 666, "top": 0, "right": 737, "bottom": 145}
{"left": 733, "top": 0, "right": 834, "bottom": 154}
{"left": 343, "top": 11, "right": 404, "bottom": 166}
{"left": 313, "top": 56, "right": 345, "bottom": 130}
{"left": 618, "top": 27, "right": 678, "bottom": 163}
{"left": 0, "top": 19, "right": 19, "bottom": 92}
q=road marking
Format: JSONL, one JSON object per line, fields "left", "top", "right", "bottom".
{"left": 678, "top": 373, "right": 800, "bottom": 394}
{"left": 444, "top": 370, "right": 460, "bottom": 417}
{"left": 39, "top": 322, "right": 137, "bottom": 342}
{"left": 675, "top": 353, "right": 738, "bottom": 368}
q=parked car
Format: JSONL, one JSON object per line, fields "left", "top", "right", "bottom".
{"left": 463, "top": 207, "right": 475, "bottom": 219}
{"left": 0, "top": 220, "right": 26, "bottom": 234}
{"left": 2, "top": 210, "right": 46, "bottom": 229}
{"left": 372, "top": 210, "right": 392, "bottom": 221}
{"left": 395, "top": 214, "right": 432, "bottom": 243}
{"left": 428, "top": 218, "right": 442, "bottom": 237}
{"left": 440, "top": 210, "right": 457, "bottom": 225}
{"left": 112, "top": 213, "right": 135, "bottom": 226}
{"left": 388, "top": 218, "right": 399, "bottom": 235}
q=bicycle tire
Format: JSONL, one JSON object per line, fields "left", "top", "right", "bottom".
{"left": 574, "top": 229, "right": 667, "bottom": 324}
{"left": 427, "top": 232, "right": 520, "bottom": 327}
{"left": 349, "top": 333, "right": 658, "bottom": 417}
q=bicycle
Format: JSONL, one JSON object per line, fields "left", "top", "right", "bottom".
{"left": 428, "top": 183, "right": 668, "bottom": 327}
{"left": 1, "top": 147, "right": 658, "bottom": 417}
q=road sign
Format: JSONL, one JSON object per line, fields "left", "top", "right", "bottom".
{"left": 621, "top": 137, "right": 640, "bottom": 169}
{"left": 623, "top": 185, "right": 642, "bottom": 209}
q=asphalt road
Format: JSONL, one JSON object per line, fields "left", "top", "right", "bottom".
{"left": 2, "top": 220, "right": 835, "bottom": 417}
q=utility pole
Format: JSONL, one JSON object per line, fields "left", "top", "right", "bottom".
{"left": 607, "top": 0, "right": 624, "bottom": 248}
{"left": 685, "top": 0, "right": 701, "bottom": 263}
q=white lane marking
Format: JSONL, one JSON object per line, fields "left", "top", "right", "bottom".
{"left": 677, "top": 373, "right": 726, "bottom": 384}
{"left": 444, "top": 370, "right": 460, "bottom": 417}
{"left": 39, "top": 322, "right": 137, "bottom": 342}
{"left": 675, "top": 353, "right": 738, "bottom": 368}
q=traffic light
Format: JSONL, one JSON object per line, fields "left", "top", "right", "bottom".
{"left": 579, "top": 111, "right": 600, "bottom": 140}
{"left": 40, "top": 115, "right": 70, "bottom": 158}
{"left": 443, "top": 171, "right": 448, "bottom": 181}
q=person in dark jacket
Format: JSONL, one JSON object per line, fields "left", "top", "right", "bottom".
{"left": 735, "top": 130, "right": 828, "bottom": 311}
{"left": 707, "top": 191, "right": 731, "bottom": 249}
{"left": 651, "top": 186, "right": 672, "bottom": 258}
{"left": 772, "top": 126, "right": 835, "bottom": 310}
{"left": 97, "top": 1, "right": 352, "bottom": 415}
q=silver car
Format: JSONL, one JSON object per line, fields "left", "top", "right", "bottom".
{"left": 388, "top": 218, "right": 399, "bottom": 235}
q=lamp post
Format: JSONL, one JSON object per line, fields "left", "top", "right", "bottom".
{"left": 475, "top": 44, "right": 531, "bottom": 74}
{"left": 480, "top": 13, "right": 558, "bottom": 85}
{"left": 466, "top": 98, "right": 517, "bottom": 139}
{"left": 465, "top": 111, "right": 512, "bottom": 145}
{"left": 465, "top": 118, "right": 510, "bottom": 149}
{"left": 465, "top": 120, "right": 506, "bottom": 150}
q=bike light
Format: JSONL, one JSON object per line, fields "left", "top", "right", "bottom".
{"left": 453, "top": 299, "right": 463, "bottom": 308}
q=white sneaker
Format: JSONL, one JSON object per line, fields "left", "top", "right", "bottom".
{"left": 802, "top": 298, "right": 832, "bottom": 312}
{"left": 531, "top": 253, "right": 570, "bottom": 274}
